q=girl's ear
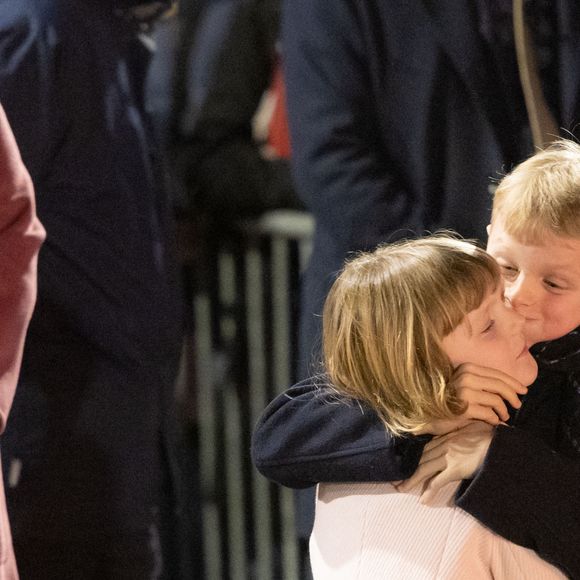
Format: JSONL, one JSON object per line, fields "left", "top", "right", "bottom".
{"left": 486, "top": 223, "right": 492, "bottom": 236}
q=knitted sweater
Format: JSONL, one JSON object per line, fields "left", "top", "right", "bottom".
{"left": 311, "top": 481, "right": 566, "bottom": 579}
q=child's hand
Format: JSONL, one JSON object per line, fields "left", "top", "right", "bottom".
{"left": 396, "top": 421, "right": 494, "bottom": 503}
{"left": 419, "top": 363, "right": 527, "bottom": 435}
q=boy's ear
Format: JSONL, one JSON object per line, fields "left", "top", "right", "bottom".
{"left": 486, "top": 223, "right": 491, "bottom": 236}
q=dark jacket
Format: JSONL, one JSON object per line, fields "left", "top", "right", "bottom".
{"left": 252, "top": 327, "right": 580, "bottom": 578}
{"left": 0, "top": 0, "right": 182, "bottom": 538}
{"left": 252, "top": 379, "right": 428, "bottom": 488}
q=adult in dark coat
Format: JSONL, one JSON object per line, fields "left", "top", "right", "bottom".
{"left": 0, "top": 1, "right": 184, "bottom": 578}
{"left": 281, "top": 0, "right": 580, "bottom": 544}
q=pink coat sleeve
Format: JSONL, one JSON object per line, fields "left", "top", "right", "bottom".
{"left": 0, "top": 104, "right": 45, "bottom": 433}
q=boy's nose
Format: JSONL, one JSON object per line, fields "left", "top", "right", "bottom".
{"left": 505, "top": 277, "right": 538, "bottom": 310}
{"left": 508, "top": 305, "right": 526, "bottom": 334}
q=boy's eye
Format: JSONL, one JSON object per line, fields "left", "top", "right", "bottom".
{"left": 544, "top": 279, "right": 563, "bottom": 290}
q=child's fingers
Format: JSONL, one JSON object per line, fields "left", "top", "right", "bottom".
{"left": 455, "top": 376, "right": 523, "bottom": 410}
{"left": 420, "top": 426, "right": 476, "bottom": 462}
{"left": 480, "top": 380, "right": 523, "bottom": 409}
{"left": 454, "top": 363, "right": 527, "bottom": 395}
{"left": 423, "top": 421, "right": 493, "bottom": 457}
{"left": 459, "top": 388, "right": 510, "bottom": 421}
{"left": 420, "top": 470, "right": 457, "bottom": 505}
{"left": 420, "top": 416, "right": 473, "bottom": 436}
{"left": 464, "top": 404, "right": 502, "bottom": 426}
{"left": 397, "top": 455, "right": 446, "bottom": 493}
{"left": 418, "top": 440, "right": 448, "bottom": 464}
{"left": 475, "top": 381, "right": 523, "bottom": 410}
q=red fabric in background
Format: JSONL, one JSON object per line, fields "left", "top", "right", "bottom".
{"left": 267, "top": 63, "right": 291, "bottom": 159}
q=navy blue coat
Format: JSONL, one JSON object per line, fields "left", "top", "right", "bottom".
{"left": 0, "top": 0, "right": 182, "bottom": 538}
{"left": 283, "top": 0, "right": 580, "bottom": 374}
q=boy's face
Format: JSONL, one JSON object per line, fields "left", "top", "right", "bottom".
{"left": 486, "top": 218, "right": 580, "bottom": 345}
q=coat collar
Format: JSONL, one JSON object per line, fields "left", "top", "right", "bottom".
{"left": 532, "top": 326, "right": 580, "bottom": 371}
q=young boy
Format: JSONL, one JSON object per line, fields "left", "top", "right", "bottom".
{"left": 252, "top": 139, "right": 580, "bottom": 577}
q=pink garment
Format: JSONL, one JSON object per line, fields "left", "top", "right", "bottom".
{"left": 310, "top": 482, "right": 567, "bottom": 579}
{"left": 0, "top": 105, "right": 45, "bottom": 579}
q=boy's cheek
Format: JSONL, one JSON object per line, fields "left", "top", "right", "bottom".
{"left": 536, "top": 314, "right": 580, "bottom": 343}
{"left": 522, "top": 293, "right": 580, "bottom": 343}
{"left": 551, "top": 294, "right": 580, "bottom": 336}
{"left": 523, "top": 321, "right": 545, "bottom": 347}
{"left": 564, "top": 310, "right": 580, "bottom": 332}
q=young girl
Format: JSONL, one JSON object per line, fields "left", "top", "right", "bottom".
{"left": 310, "top": 236, "right": 563, "bottom": 579}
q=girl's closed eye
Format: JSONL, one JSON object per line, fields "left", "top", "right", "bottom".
{"left": 482, "top": 320, "right": 495, "bottom": 334}
{"left": 544, "top": 279, "right": 564, "bottom": 290}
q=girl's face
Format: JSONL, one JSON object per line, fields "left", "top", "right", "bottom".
{"left": 441, "top": 284, "right": 538, "bottom": 387}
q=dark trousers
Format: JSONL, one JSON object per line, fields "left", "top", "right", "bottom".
{"left": 13, "top": 531, "right": 163, "bottom": 580}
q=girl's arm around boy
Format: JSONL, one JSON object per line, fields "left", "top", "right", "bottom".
{"left": 251, "top": 379, "right": 428, "bottom": 487}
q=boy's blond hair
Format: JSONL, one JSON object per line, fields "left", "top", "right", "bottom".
{"left": 322, "top": 235, "right": 500, "bottom": 437}
{"left": 492, "top": 139, "right": 580, "bottom": 242}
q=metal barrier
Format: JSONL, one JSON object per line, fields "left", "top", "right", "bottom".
{"left": 190, "top": 210, "right": 314, "bottom": 580}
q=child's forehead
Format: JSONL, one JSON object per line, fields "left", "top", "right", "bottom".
{"left": 510, "top": 231, "right": 580, "bottom": 258}
{"left": 489, "top": 216, "right": 580, "bottom": 250}
{"left": 490, "top": 219, "right": 550, "bottom": 246}
{"left": 492, "top": 188, "right": 580, "bottom": 242}
{"left": 470, "top": 283, "right": 500, "bottom": 314}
